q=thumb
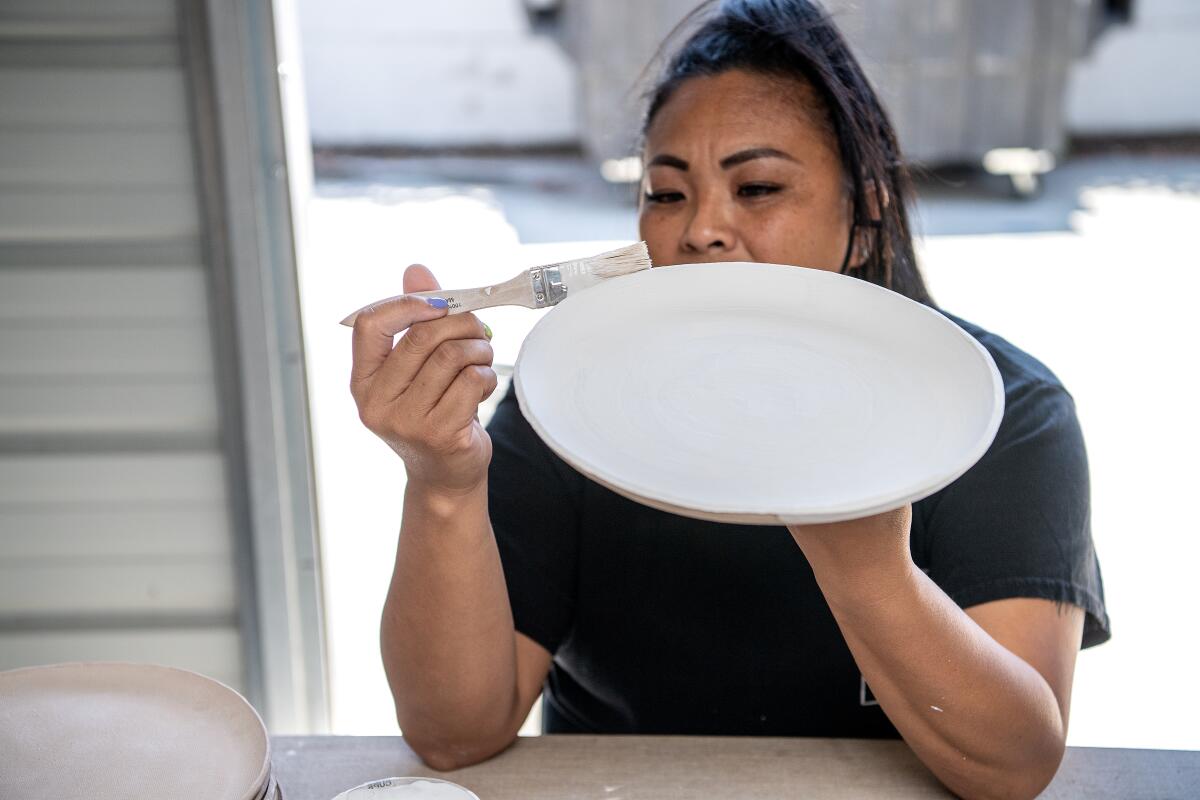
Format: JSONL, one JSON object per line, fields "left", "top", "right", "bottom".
{"left": 404, "top": 263, "right": 442, "bottom": 294}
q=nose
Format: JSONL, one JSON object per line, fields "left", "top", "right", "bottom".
{"left": 681, "top": 191, "right": 738, "bottom": 256}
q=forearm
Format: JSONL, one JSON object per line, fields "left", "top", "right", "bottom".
{"left": 808, "top": 551, "right": 1065, "bottom": 799}
{"left": 382, "top": 479, "right": 521, "bottom": 766}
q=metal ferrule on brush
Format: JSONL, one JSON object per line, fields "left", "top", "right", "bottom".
{"left": 529, "top": 265, "right": 568, "bottom": 308}
{"left": 531, "top": 254, "right": 611, "bottom": 307}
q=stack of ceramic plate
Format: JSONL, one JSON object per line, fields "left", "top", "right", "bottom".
{"left": 0, "top": 662, "right": 278, "bottom": 800}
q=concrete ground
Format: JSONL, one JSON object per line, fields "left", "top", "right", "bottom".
{"left": 299, "top": 149, "right": 1200, "bottom": 749}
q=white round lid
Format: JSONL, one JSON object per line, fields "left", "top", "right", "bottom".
{"left": 514, "top": 262, "right": 1004, "bottom": 524}
{"left": 0, "top": 662, "right": 270, "bottom": 800}
{"left": 332, "top": 777, "right": 481, "bottom": 799}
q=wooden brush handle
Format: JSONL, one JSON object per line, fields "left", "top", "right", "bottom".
{"left": 339, "top": 272, "right": 534, "bottom": 326}
{"left": 407, "top": 274, "right": 533, "bottom": 314}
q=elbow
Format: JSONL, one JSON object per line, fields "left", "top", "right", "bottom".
{"left": 398, "top": 709, "right": 519, "bottom": 772}
{"left": 1007, "top": 716, "right": 1068, "bottom": 800}
{"left": 953, "top": 740, "right": 1066, "bottom": 800}
{"left": 405, "top": 730, "right": 516, "bottom": 772}
{"left": 405, "top": 733, "right": 462, "bottom": 772}
{"left": 1011, "top": 737, "right": 1066, "bottom": 800}
{"left": 979, "top": 763, "right": 1063, "bottom": 800}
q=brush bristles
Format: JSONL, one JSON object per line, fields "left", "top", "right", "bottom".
{"left": 580, "top": 241, "right": 653, "bottom": 279}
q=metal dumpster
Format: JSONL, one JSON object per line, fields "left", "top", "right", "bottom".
{"left": 555, "top": 0, "right": 1108, "bottom": 188}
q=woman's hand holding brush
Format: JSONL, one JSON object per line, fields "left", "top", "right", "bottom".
{"left": 349, "top": 263, "right": 498, "bottom": 498}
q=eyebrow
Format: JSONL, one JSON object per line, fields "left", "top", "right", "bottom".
{"left": 646, "top": 153, "right": 690, "bottom": 171}
{"left": 646, "top": 147, "right": 797, "bottom": 172}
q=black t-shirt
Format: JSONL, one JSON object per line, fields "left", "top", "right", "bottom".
{"left": 485, "top": 311, "right": 1110, "bottom": 737}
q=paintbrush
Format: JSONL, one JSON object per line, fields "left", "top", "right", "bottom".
{"left": 339, "top": 242, "right": 652, "bottom": 326}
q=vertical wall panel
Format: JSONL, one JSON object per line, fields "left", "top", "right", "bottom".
{"left": 0, "top": 0, "right": 246, "bottom": 695}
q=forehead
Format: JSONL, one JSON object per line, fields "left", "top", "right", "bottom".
{"left": 645, "top": 69, "right": 837, "bottom": 159}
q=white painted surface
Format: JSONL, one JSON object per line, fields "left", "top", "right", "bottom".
{"left": 1067, "top": 0, "right": 1200, "bottom": 134}
{"left": 297, "top": 0, "right": 578, "bottom": 146}
{"left": 297, "top": 0, "right": 1200, "bottom": 149}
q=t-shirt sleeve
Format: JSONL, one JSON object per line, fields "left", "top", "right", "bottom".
{"left": 485, "top": 380, "right": 583, "bottom": 654}
{"left": 919, "top": 380, "right": 1111, "bottom": 648}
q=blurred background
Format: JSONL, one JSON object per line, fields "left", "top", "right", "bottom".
{"left": 1, "top": 0, "right": 1198, "bottom": 751}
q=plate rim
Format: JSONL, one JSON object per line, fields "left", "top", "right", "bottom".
{"left": 513, "top": 262, "right": 1005, "bottom": 524}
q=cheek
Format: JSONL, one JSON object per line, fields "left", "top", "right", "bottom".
{"left": 637, "top": 209, "right": 676, "bottom": 264}
{"left": 742, "top": 197, "right": 850, "bottom": 271}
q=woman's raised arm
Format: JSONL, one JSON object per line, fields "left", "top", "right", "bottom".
{"left": 351, "top": 264, "right": 550, "bottom": 770}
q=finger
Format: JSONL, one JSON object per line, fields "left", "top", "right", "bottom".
{"left": 340, "top": 264, "right": 445, "bottom": 328}
{"left": 350, "top": 294, "right": 448, "bottom": 389}
{"left": 371, "top": 312, "right": 490, "bottom": 400}
{"left": 350, "top": 263, "right": 448, "bottom": 384}
{"left": 430, "top": 365, "right": 499, "bottom": 431}
{"left": 405, "top": 337, "right": 494, "bottom": 414}
{"left": 403, "top": 263, "right": 442, "bottom": 294}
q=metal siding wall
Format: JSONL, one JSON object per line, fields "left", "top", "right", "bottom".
{"left": 0, "top": 0, "right": 244, "bottom": 691}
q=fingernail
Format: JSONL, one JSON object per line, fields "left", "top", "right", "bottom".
{"left": 483, "top": 323, "right": 493, "bottom": 340}
{"left": 425, "top": 297, "right": 448, "bottom": 309}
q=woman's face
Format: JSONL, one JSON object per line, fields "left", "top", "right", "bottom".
{"left": 639, "top": 69, "right": 852, "bottom": 271}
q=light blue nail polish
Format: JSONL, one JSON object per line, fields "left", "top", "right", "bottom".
{"left": 426, "top": 297, "right": 448, "bottom": 309}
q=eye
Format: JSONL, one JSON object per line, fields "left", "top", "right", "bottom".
{"left": 644, "top": 190, "right": 685, "bottom": 204}
{"left": 737, "top": 183, "right": 781, "bottom": 198}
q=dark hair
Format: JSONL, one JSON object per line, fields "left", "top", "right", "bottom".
{"left": 642, "top": 0, "right": 934, "bottom": 306}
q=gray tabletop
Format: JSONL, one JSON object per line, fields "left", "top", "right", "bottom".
{"left": 271, "top": 734, "right": 1200, "bottom": 799}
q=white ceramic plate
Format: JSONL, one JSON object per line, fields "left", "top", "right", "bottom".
{"left": 514, "top": 262, "right": 1004, "bottom": 525}
{"left": 0, "top": 662, "right": 270, "bottom": 800}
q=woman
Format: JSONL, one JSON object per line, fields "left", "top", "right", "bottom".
{"left": 349, "top": 1, "right": 1109, "bottom": 797}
